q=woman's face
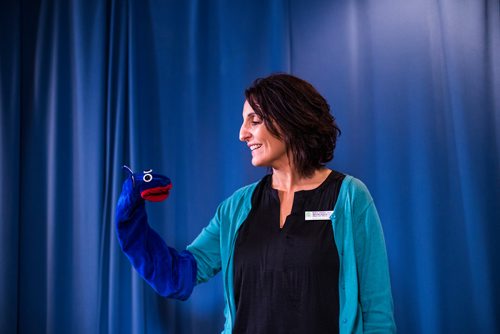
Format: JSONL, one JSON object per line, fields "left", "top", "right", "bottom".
{"left": 239, "top": 100, "right": 288, "bottom": 168}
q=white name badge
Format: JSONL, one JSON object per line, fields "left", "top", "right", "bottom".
{"left": 305, "top": 210, "right": 334, "bottom": 221}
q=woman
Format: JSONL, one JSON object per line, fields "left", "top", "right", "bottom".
{"left": 115, "top": 74, "right": 396, "bottom": 333}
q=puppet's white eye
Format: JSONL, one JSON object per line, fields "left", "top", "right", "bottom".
{"left": 143, "top": 174, "right": 153, "bottom": 182}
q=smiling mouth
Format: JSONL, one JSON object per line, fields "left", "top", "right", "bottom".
{"left": 249, "top": 144, "right": 262, "bottom": 151}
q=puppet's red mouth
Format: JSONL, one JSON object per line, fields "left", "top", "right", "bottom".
{"left": 141, "top": 184, "right": 173, "bottom": 202}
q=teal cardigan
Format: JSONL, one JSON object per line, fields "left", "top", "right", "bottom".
{"left": 187, "top": 175, "right": 396, "bottom": 333}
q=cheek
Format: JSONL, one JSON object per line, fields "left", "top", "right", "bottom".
{"left": 270, "top": 138, "right": 286, "bottom": 152}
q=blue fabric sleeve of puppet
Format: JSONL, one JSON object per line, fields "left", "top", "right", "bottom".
{"left": 115, "top": 176, "right": 197, "bottom": 300}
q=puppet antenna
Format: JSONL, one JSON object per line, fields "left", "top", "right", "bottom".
{"left": 122, "top": 165, "right": 135, "bottom": 187}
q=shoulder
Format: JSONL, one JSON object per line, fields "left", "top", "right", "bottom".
{"left": 216, "top": 179, "right": 261, "bottom": 216}
{"left": 339, "top": 175, "right": 375, "bottom": 212}
{"left": 210, "top": 179, "right": 263, "bottom": 238}
{"left": 223, "top": 180, "right": 260, "bottom": 203}
{"left": 342, "top": 175, "right": 372, "bottom": 197}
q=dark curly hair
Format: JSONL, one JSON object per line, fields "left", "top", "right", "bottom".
{"left": 245, "top": 73, "right": 341, "bottom": 178}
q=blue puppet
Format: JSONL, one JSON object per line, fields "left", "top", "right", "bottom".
{"left": 115, "top": 166, "right": 196, "bottom": 300}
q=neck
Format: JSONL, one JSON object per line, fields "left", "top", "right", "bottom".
{"left": 271, "top": 165, "right": 331, "bottom": 193}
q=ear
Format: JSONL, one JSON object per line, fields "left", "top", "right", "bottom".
{"left": 122, "top": 165, "right": 135, "bottom": 187}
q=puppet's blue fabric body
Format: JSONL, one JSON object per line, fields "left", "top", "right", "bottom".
{"left": 115, "top": 166, "right": 197, "bottom": 300}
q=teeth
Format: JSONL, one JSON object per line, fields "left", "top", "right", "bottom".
{"left": 250, "top": 144, "right": 262, "bottom": 151}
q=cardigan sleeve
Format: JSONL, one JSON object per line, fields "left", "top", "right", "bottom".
{"left": 351, "top": 180, "right": 396, "bottom": 333}
{"left": 186, "top": 204, "right": 223, "bottom": 284}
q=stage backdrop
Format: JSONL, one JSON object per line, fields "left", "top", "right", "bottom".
{"left": 1, "top": 0, "right": 499, "bottom": 333}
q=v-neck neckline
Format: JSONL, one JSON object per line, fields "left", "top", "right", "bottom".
{"left": 266, "top": 171, "right": 335, "bottom": 230}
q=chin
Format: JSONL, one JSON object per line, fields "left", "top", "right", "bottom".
{"left": 251, "top": 158, "right": 267, "bottom": 167}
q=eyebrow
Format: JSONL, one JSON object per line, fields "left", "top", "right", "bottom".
{"left": 247, "top": 112, "right": 264, "bottom": 121}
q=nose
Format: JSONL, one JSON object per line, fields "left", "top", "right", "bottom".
{"left": 239, "top": 122, "right": 251, "bottom": 142}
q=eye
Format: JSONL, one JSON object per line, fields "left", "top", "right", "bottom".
{"left": 250, "top": 117, "right": 262, "bottom": 126}
{"left": 143, "top": 174, "right": 153, "bottom": 182}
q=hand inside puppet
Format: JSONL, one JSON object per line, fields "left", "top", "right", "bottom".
{"left": 115, "top": 165, "right": 196, "bottom": 300}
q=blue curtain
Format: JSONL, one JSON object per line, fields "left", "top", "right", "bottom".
{"left": 1, "top": 0, "right": 498, "bottom": 333}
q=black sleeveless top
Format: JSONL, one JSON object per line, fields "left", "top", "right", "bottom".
{"left": 233, "top": 171, "right": 345, "bottom": 334}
